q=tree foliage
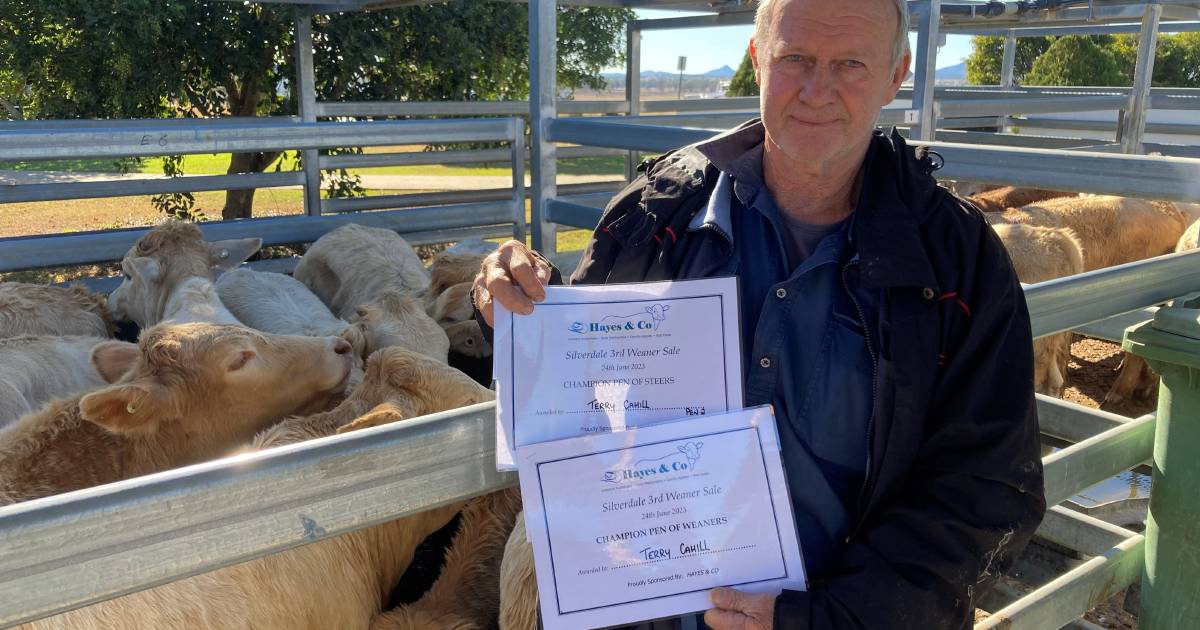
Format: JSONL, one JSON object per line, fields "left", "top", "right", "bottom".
{"left": 964, "top": 35, "right": 1052, "bottom": 85}
{"left": 726, "top": 48, "right": 759, "bottom": 97}
{"left": 0, "top": 1, "right": 632, "bottom": 219}
{"left": 1024, "top": 36, "right": 1126, "bottom": 87}
{"left": 966, "top": 32, "right": 1200, "bottom": 88}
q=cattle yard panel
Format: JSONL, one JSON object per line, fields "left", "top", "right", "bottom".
{"left": 2, "top": 0, "right": 1200, "bottom": 628}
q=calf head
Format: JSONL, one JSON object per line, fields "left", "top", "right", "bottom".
{"left": 80, "top": 323, "right": 354, "bottom": 447}
{"left": 428, "top": 282, "right": 475, "bottom": 323}
{"left": 443, "top": 320, "right": 491, "bottom": 358}
{"left": 347, "top": 290, "right": 450, "bottom": 363}
{"left": 339, "top": 346, "right": 495, "bottom": 433}
{"left": 109, "top": 221, "right": 261, "bottom": 327}
{"left": 428, "top": 251, "right": 489, "bottom": 299}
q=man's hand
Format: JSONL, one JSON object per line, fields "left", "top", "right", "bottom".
{"left": 704, "top": 587, "right": 776, "bottom": 630}
{"left": 472, "top": 240, "right": 553, "bottom": 327}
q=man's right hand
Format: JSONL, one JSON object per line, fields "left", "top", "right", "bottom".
{"left": 472, "top": 240, "right": 553, "bottom": 327}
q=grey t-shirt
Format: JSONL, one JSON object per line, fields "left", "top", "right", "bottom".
{"left": 779, "top": 211, "right": 849, "bottom": 270}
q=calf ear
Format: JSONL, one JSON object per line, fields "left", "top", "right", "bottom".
{"left": 79, "top": 382, "right": 166, "bottom": 434}
{"left": 335, "top": 402, "right": 407, "bottom": 434}
{"left": 129, "top": 257, "right": 161, "bottom": 282}
{"left": 90, "top": 341, "right": 141, "bottom": 383}
{"left": 208, "top": 237, "right": 263, "bottom": 271}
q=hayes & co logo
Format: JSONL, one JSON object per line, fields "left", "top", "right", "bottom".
{"left": 601, "top": 441, "right": 703, "bottom": 484}
{"left": 569, "top": 304, "right": 671, "bottom": 335}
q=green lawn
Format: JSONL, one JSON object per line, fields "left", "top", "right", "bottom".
{"left": 2, "top": 149, "right": 626, "bottom": 180}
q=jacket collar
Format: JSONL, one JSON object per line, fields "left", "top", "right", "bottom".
{"left": 685, "top": 119, "right": 940, "bottom": 290}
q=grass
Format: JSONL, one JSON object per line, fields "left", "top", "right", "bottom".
{"left": 0, "top": 150, "right": 624, "bottom": 178}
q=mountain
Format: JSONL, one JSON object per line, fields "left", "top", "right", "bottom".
{"left": 703, "top": 65, "right": 736, "bottom": 79}
{"left": 936, "top": 62, "right": 966, "bottom": 81}
{"left": 601, "top": 66, "right": 735, "bottom": 81}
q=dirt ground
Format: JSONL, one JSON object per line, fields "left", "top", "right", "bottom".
{"left": 978, "top": 336, "right": 1151, "bottom": 629}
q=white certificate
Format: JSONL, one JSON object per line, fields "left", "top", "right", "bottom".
{"left": 517, "top": 406, "right": 806, "bottom": 630}
{"left": 493, "top": 277, "right": 743, "bottom": 469}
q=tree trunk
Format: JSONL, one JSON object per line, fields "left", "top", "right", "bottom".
{"left": 219, "top": 75, "right": 278, "bottom": 220}
{"left": 221, "top": 150, "right": 281, "bottom": 220}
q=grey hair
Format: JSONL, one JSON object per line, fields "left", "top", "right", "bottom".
{"left": 753, "top": 0, "right": 911, "bottom": 70}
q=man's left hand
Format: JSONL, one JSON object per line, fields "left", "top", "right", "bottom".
{"left": 703, "top": 587, "right": 776, "bottom": 630}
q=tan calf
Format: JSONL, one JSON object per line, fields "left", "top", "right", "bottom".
{"left": 374, "top": 487, "right": 523, "bottom": 630}
{"left": 0, "top": 283, "right": 114, "bottom": 338}
{"left": 499, "top": 511, "right": 539, "bottom": 630}
{"left": 966, "top": 186, "right": 1075, "bottom": 213}
{"left": 992, "top": 224, "right": 1085, "bottom": 398}
{"left": 30, "top": 347, "right": 495, "bottom": 630}
{"left": 988, "top": 195, "right": 1187, "bottom": 271}
{"left": 0, "top": 323, "right": 352, "bottom": 505}
{"left": 347, "top": 290, "right": 450, "bottom": 363}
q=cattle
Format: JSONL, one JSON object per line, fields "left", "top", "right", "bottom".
{"left": 0, "top": 283, "right": 114, "bottom": 339}
{"left": 966, "top": 186, "right": 1076, "bottom": 213}
{"left": 987, "top": 196, "right": 1187, "bottom": 271}
{"left": 992, "top": 223, "right": 1086, "bottom": 398}
{"left": 28, "top": 347, "right": 495, "bottom": 630}
{"left": 293, "top": 224, "right": 430, "bottom": 320}
{"left": 108, "top": 221, "right": 259, "bottom": 327}
{"left": 0, "top": 323, "right": 353, "bottom": 506}
{"left": 0, "top": 336, "right": 126, "bottom": 430}
{"left": 347, "top": 290, "right": 450, "bottom": 363}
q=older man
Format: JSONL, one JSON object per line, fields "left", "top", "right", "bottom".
{"left": 473, "top": 0, "right": 1045, "bottom": 627}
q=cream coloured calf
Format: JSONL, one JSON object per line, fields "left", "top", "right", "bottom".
{"left": 294, "top": 224, "right": 430, "bottom": 319}
{"left": 108, "top": 221, "right": 260, "bottom": 327}
{"left": 347, "top": 290, "right": 450, "bottom": 363}
{"left": 0, "top": 336, "right": 127, "bottom": 430}
{"left": 0, "top": 283, "right": 114, "bottom": 339}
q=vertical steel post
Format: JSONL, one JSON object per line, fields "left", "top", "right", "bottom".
{"left": 1120, "top": 4, "right": 1162, "bottom": 154}
{"left": 911, "top": 0, "right": 941, "bottom": 142}
{"left": 624, "top": 23, "right": 642, "bottom": 182}
{"left": 1124, "top": 304, "right": 1200, "bottom": 629}
{"left": 510, "top": 118, "right": 527, "bottom": 244}
{"left": 529, "top": 0, "right": 558, "bottom": 253}
{"left": 999, "top": 30, "right": 1017, "bottom": 133}
{"left": 294, "top": 11, "right": 323, "bottom": 217}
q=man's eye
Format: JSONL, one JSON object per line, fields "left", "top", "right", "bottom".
{"left": 844, "top": 60, "right": 866, "bottom": 69}
{"left": 784, "top": 54, "right": 804, "bottom": 63}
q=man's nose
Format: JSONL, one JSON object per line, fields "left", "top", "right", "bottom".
{"left": 797, "top": 65, "right": 837, "bottom": 108}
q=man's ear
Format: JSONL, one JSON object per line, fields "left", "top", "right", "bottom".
{"left": 79, "top": 382, "right": 168, "bottom": 434}
{"left": 208, "top": 237, "right": 263, "bottom": 271}
{"left": 129, "top": 257, "right": 161, "bottom": 282}
{"left": 887, "top": 51, "right": 913, "bottom": 102}
{"left": 91, "top": 341, "right": 141, "bottom": 384}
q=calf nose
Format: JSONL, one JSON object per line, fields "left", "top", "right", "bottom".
{"left": 333, "top": 338, "right": 354, "bottom": 355}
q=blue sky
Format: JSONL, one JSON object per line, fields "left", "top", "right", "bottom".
{"left": 606, "top": 9, "right": 973, "bottom": 74}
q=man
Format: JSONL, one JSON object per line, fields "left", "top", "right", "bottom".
{"left": 473, "top": 0, "right": 1045, "bottom": 627}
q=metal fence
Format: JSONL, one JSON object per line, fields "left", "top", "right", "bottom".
{"left": 3, "top": 0, "right": 1200, "bottom": 628}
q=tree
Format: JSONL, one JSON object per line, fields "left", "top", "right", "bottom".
{"left": 726, "top": 48, "right": 758, "bottom": 97}
{"left": 1025, "top": 36, "right": 1126, "bottom": 87}
{"left": 965, "top": 35, "right": 1052, "bottom": 85}
{"left": 0, "top": 1, "right": 632, "bottom": 219}
{"left": 1110, "top": 33, "right": 1200, "bottom": 88}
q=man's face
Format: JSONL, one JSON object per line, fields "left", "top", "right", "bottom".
{"left": 751, "top": 0, "right": 910, "bottom": 170}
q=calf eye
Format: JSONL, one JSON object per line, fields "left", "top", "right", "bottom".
{"left": 465, "top": 338, "right": 475, "bottom": 347}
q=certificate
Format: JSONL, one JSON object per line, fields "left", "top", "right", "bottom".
{"left": 493, "top": 277, "right": 743, "bottom": 469}
{"left": 517, "top": 406, "right": 806, "bottom": 630}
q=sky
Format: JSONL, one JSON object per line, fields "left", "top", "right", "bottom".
{"left": 605, "top": 9, "right": 973, "bottom": 74}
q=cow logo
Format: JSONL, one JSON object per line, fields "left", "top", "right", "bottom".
{"left": 569, "top": 304, "right": 671, "bottom": 335}
{"left": 601, "top": 441, "right": 703, "bottom": 483}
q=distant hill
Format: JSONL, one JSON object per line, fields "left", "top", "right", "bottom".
{"left": 703, "top": 65, "right": 736, "bottom": 79}
{"left": 936, "top": 62, "right": 966, "bottom": 81}
{"left": 601, "top": 65, "right": 734, "bottom": 81}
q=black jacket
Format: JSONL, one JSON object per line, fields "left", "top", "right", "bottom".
{"left": 486, "top": 128, "right": 1045, "bottom": 629}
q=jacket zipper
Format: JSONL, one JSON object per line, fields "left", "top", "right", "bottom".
{"left": 843, "top": 259, "right": 878, "bottom": 540}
